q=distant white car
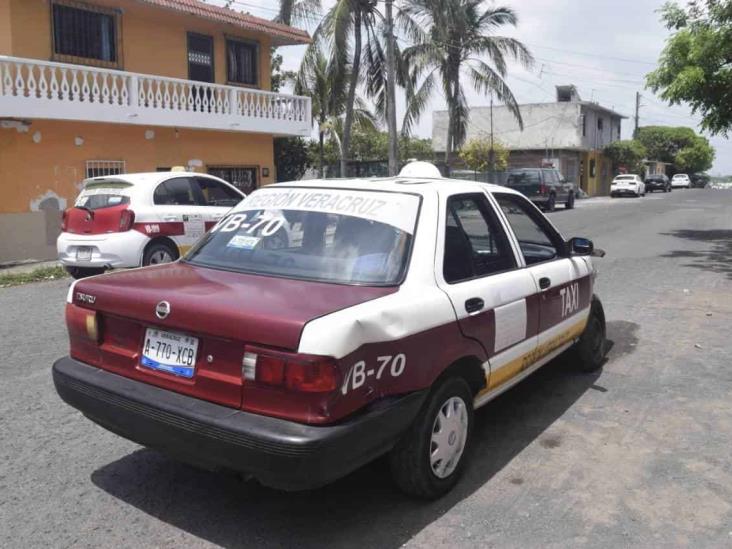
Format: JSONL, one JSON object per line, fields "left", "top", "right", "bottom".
{"left": 671, "top": 174, "right": 691, "bottom": 189}
{"left": 610, "top": 174, "right": 645, "bottom": 198}
{"left": 57, "top": 172, "right": 245, "bottom": 279}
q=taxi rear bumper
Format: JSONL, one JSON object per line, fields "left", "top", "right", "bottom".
{"left": 52, "top": 356, "right": 427, "bottom": 491}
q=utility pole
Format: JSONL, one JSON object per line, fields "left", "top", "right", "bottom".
{"left": 634, "top": 91, "right": 641, "bottom": 137}
{"left": 385, "top": 0, "right": 399, "bottom": 176}
{"left": 489, "top": 92, "right": 495, "bottom": 175}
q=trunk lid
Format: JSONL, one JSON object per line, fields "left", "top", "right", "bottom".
{"left": 70, "top": 262, "right": 396, "bottom": 408}
{"left": 64, "top": 203, "right": 130, "bottom": 234}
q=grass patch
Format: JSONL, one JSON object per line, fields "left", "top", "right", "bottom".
{"left": 0, "top": 266, "right": 68, "bottom": 288}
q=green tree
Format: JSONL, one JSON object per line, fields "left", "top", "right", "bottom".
{"left": 311, "top": 0, "right": 382, "bottom": 177}
{"left": 400, "top": 0, "right": 533, "bottom": 162}
{"left": 647, "top": 1, "right": 732, "bottom": 136}
{"left": 603, "top": 140, "right": 648, "bottom": 173}
{"left": 274, "top": 137, "right": 311, "bottom": 182}
{"left": 675, "top": 136, "right": 715, "bottom": 172}
{"left": 459, "top": 137, "right": 509, "bottom": 172}
{"left": 296, "top": 45, "right": 376, "bottom": 176}
{"left": 635, "top": 126, "right": 715, "bottom": 173}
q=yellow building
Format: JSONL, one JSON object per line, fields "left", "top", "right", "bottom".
{"left": 0, "top": 0, "right": 311, "bottom": 262}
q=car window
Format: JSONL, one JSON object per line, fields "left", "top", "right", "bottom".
{"left": 494, "top": 193, "right": 564, "bottom": 266}
{"left": 443, "top": 194, "right": 516, "bottom": 283}
{"left": 506, "top": 170, "right": 540, "bottom": 185}
{"left": 154, "top": 177, "right": 197, "bottom": 206}
{"left": 543, "top": 170, "right": 558, "bottom": 184}
{"left": 186, "top": 187, "right": 420, "bottom": 286}
{"left": 195, "top": 178, "right": 243, "bottom": 207}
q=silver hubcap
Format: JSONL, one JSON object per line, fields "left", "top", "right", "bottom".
{"left": 430, "top": 396, "right": 468, "bottom": 479}
{"left": 149, "top": 249, "right": 173, "bottom": 264}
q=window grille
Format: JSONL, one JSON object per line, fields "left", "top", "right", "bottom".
{"left": 51, "top": 1, "right": 122, "bottom": 68}
{"left": 86, "top": 160, "right": 126, "bottom": 179}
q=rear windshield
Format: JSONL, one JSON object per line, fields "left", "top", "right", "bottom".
{"left": 75, "top": 183, "right": 132, "bottom": 210}
{"left": 506, "top": 171, "right": 540, "bottom": 185}
{"left": 186, "top": 187, "right": 421, "bottom": 285}
{"left": 614, "top": 176, "right": 636, "bottom": 181}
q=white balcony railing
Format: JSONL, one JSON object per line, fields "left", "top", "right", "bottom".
{"left": 0, "top": 56, "right": 311, "bottom": 136}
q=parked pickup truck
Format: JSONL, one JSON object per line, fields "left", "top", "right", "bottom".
{"left": 53, "top": 162, "right": 607, "bottom": 499}
{"left": 504, "top": 168, "right": 576, "bottom": 212}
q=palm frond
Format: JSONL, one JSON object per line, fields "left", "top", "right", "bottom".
{"left": 402, "top": 71, "right": 436, "bottom": 137}
{"left": 468, "top": 59, "right": 524, "bottom": 129}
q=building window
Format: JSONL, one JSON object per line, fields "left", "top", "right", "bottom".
{"left": 226, "top": 38, "right": 258, "bottom": 86}
{"left": 582, "top": 114, "right": 586, "bottom": 137}
{"left": 208, "top": 166, "right": 258, "bottom": 194}
{"left": 52, "top": 1, "right": 121, "bottom": 67}
{"left": 86, "top": 160, "right": 125, "bottom": 179}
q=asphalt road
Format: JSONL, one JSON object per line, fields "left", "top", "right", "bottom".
{"left": 2, "top": 189, "right": 731, "bottom": 548}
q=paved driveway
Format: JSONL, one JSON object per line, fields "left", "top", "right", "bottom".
{"left": 1, "top": 189, "right": 731, "bottom": 548}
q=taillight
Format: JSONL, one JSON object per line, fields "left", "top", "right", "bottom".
{"left": 61, "top": 209, "right": 69, "bottom": 232}
{"left": 539, "top": 183, "right": 548, "bottom": 195}
{"left": 242, "top": 346, "right": 338, "bottom": 393}
{"left": 119, "top": 209, "right": 135, "bottom": 232}
{"left": 66, "top": 303, "right": 101, "bottom": 343}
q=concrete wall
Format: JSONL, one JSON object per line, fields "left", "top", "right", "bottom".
{"left": 580, "top": 106, "right": 623, "bottom": 150}
{"left": 0, "top": 0, "right": 11, "bottom": 55}
{"left": 5, "top": 0, "right": 272, "bottom": 89}
{"left": 432, "top": 102, "right": 583, "bottom": 152}
{"left": 0, "top": 119, "right": 275, "bottom": 262}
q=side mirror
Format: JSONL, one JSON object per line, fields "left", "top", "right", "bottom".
{"left": 569, "top": 237, "right": 594, "bottom": 256}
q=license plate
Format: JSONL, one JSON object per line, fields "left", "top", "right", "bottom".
{"left": 140, "top": 328, "right": 199, "bottom": 378}
{"left": 76, "top": 247, "right": 92, "bottom": 261}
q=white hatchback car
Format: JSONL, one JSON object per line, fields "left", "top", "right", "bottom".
{"left": 671, "top": 173, "right": 691, "bottom": 189}
{"left": 610, "top": 174, "right": 646, "bottom": 198}
{"left": 58, "top": 172, "right": 245, "bottom": 278}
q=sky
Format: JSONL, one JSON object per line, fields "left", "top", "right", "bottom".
{"left": 214, "top": 0, "right": 731, "bottom": 175}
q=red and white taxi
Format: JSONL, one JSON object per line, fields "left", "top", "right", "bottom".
{"left": 53, "top": 163, "right": 607, "bottom": 498}
{"left": 57, "top": 171, "right": 245, "bottom": 278}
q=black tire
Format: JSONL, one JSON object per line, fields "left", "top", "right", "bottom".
{"left": 610, "top": 193, "right": 616, "bottom": 198}
{"left": 142, "top": 241, "right": 178, "bottom": 267}
{"left": 64, "top": 266, "right": 105, "bottom": 279}
{"left": 565, "top": 192, "right": 575, "bottom": 209}
{"left": 575, "top": 296, "right": 607, "bottom": 373}
{"left": 389, "top": 377, "right": 474, "bottom": 499}
{"left": 545, "top": 194, "right": 556, "bottom": 212}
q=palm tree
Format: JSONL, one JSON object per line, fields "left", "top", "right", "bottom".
{"left": 274, "top": 0, "right": 322, "bottom": 26}
{"left": 312, "top": 0, "right": 381, "bottom": 177}
{"left": 296, "top": 45, "right": 376, "bottom": 177}
{"left": 400, "top": 0, "right": 533, "bottom": 163}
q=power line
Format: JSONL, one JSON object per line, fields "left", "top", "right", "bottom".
{"left": 525, "top": 42, "right": 658, "bottom": 66}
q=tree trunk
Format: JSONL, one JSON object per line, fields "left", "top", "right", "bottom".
{"left": 318, "top": 130, "right": 325, "bottom": 178}
{"left": 341, "top": 10, "right": 362, "bottom": 179}
{"left": 385, "top": 0, "right": 399, "bottom": 175}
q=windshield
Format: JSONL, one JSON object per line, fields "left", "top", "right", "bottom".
{"left": 614, "top": 175, "right": 635, "bottom": 181}
{"left": 186, "top": 187, "right": 421, "bottom": 285}
{"left": 76, "top": 182, "right": 132, "bottom": 210}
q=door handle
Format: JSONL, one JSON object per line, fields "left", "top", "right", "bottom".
{"left": 465, "top": 297, "right": 485, "bottom": 314}
{"left": 539, "top": 277, "right": 552, "bottom": 290}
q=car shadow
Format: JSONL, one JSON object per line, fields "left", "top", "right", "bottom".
{"left": 90, "top": 323, "right": 632, "bottom": 549}
{"left": 660, "top": 229, "right": 732, "bottom": 279}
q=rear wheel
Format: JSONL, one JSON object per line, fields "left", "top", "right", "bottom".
{"left": 390, "top": 377, "right": 473, "bottom": 499}
{"left": 565, "top": 192, "right": 575, "bottom": 209}
{"left": 64, "top": 266, "right": 105, "bottom": 279}
{"left": 142, "top": 241, "right": 177, "bottom": 267}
